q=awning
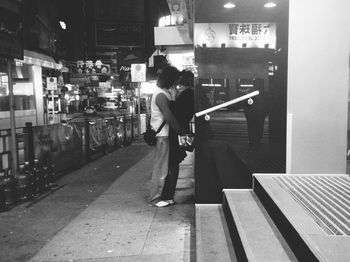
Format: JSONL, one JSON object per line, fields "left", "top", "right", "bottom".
{"left": 14, "top": 50, "right": 62, "bottom": 70}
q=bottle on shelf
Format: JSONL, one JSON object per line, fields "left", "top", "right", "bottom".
{"left": 42, "top": 157, "right": 57, "bottom": 189}
{"left": 37, "top": 160, "right": 47, "bottom": 194}
{"left": 16, "top": 164, "right": 33, "bottom": 202}
{"left": 42, "top": 164, "right": 50, "bottom": 190}
{"left": 47, "top": 163, "right": 58, "bottom": 188}
{"left": 33, "top": 159, "right": 43, "bottom": 195}
{"left": 3, "top": 169, "right": 17, "bottom": 207}
{"left": 0, "top": 171, "right": 6, "bottom": 211}
{"left": 24, "top": 161, "right": 35, "bottom": 198}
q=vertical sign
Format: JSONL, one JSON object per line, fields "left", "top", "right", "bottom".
{"left": 46, "top": 77, "right": 58, "bottom": 124}
{"left": 131, "top": 63, "right": 146, "bottom": 82}
{"left": 131, "top": 63, "right": 146, "bottom": 139}
{"left": 46, "top": 77, "right": 58, "bottom": 90}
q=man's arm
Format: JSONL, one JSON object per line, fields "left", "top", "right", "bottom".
{"left": 156, "top": 92, "right": 186, "bottom": 135}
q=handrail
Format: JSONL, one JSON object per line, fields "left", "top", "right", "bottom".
{"left": 195, "top": 90, "right": 259, "bottom": 117}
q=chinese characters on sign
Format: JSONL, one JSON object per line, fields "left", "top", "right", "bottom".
{"left": 194, "top": 23, "right": 276, "bottom": 49}
{"left": 228, "top": 23, "right": 271, "bottom": 42}
{"left": 72, "top": 60, "right": 110, "bottom": 75}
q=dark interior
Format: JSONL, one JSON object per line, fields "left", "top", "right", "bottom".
{"left": 194, "top": 0, "right": 289, "bottom": 203}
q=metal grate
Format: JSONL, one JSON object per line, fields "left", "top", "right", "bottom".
{"left": 275, "top": 176, "right": 350, "bottom": 236}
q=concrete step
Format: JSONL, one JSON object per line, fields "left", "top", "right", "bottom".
{"left": 195, "top": 204, "right": 237, "bottom": 262}
{"left": 253, "top": 174, "right": 350, "bottom": 262}
{"left": 223, "top": 189, "right": 297, "bottom": 262}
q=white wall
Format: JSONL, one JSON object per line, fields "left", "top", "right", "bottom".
{"left": 154, "top": 26, "right": 193, "bottom": 46}
{"left": 287, "top": 0, "right": 350, "bottom": 173}
{"left": 166, "top": 47, "right": 194, "bottom": 71}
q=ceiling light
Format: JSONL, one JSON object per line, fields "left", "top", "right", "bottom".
{"left": 59, "top": 21, "right": 66, "bottom": 30}
{"left": 264, "top": 2, "right": 277, "bottom": 8}
{"left": 224, "top": 2, "right": 236, "bottom": 8}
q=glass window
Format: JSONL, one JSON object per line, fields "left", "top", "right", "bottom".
{"left": 13, "top": 81, "right": 35, "bottom": 110}
{"left": 0, "top": 64, "right": 35, "bottom": 112}
{"left": 0, "top": 74, "right": 9, "bottom": 111}
{"left": 158, "top": 15, "right": 177, "bottom": 27}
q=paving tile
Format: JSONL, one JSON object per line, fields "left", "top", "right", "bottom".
{"left": 30, "top": 150, "right": 195, "bottom": 262}
{"left": 178, "top": 168, "right": 194, "bottom": 178}
{"left": 117, "top": 252, "right": 185, "bottom": 262}
{"left": 142, "top": 224, "right": 189, "bottom": 255}
{"left": 176, "top": 178, "right": 194, "bottom": 189}
{"left": 31, "top": 221, "right": 151, "bottom": 261}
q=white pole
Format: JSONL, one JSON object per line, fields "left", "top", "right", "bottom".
{"left": 137, "top": 83, "right": 141, "bottom": 139}
{"left": 51, "top": 90, "right": 55, "bottom": 123}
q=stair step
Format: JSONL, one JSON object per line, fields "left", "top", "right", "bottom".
{"left": 195, "top": 204, "right": 237, "bottom": 262}
{"left": 223, "top": 189, "right": 297, "bottom": 262}
{"left": 254, "top": 174, "right": 350, "bottom": 262}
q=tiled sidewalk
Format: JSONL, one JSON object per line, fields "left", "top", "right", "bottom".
{"left": 30, "top": 151, "right": 195, "bottom": 262}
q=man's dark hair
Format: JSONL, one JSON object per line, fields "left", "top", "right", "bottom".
{"left": 156, "top": 66, "right": 180, "bottom": 89}
{"left": 179, "top": 70, "right": 194, "bottom": 87}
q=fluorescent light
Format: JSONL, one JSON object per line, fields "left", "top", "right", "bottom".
{"left": 224, "top": 3, "right": 236, "bottom": 8}
{"left": 264, "top": 2, "right": 277, "bottom": 8}
{"left": 59, "top": 21, "right": 66, "bottom": 30}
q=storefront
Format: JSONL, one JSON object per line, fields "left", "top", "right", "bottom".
{"left": 193, "top": 0, "right": 289, "bottom": 203}
{"left": 0, "top": 50, "right": 63, "bottom": 129}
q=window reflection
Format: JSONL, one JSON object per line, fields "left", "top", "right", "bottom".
{"left": 0, "top": 64, "right": 35, "bottom": 112}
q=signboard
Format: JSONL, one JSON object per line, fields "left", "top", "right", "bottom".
{"left": 46, "top": 77, "right": 58, "bottom": 91}
{"left": 237, "top": 78, "right": 264, "bottom": 96}
{"left": 96, "top": 22, "right": 145, "bottom": 47}
{"left": 0, "top": 5, "right": 23, "bottom": 59}
{"left": 94, "top": 0, "right": 144, "bottom": 21}
{"left": 119, "top": 65, "right": 131, "bottom": 72}
{"left": 70, "top": 76, "right": 91, "bottom": 86}
{"left": 131, "top": 63, "right": 146, "bottom": 82}
{"left": 71, "top": 60, "right": 110, "bottom": 75}
{"left": 194, "top": 22, "right": 276, "bottom": 49}
{"left": 97, "top": 81, "right": 112, "bottom": 96}
{"left": 196, "top": 78, "right": 229, "bottom": 110}
{"left": 167, "top": 0, "right": 188, "bottom": 26}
